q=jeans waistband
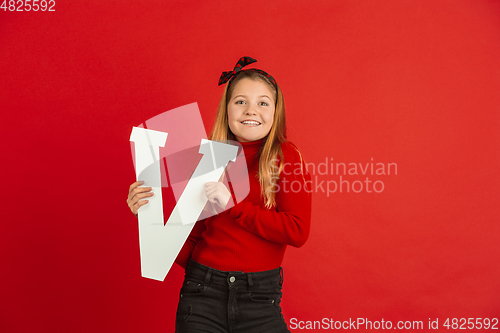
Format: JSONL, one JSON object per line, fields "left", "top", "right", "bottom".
{"left": 186, "top": 260, "right": 283, "bottom": 287}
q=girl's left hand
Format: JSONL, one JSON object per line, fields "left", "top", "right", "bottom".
{"left": 204, "top": 182, "right": 231, "bottom": 210}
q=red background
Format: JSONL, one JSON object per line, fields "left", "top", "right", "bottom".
{"left": 1, "top": 0, "right": 499, "bottom": 332}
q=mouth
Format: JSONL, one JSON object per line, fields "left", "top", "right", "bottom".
{"left": 240, "top": 120, "right": 261, "bottom": 127}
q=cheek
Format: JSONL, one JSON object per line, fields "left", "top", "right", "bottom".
{"left": 227, "top": 108, "right": 238, "bottom": 126}
{"left": 263, "top": 110, "right": 275, "bottom": 128}
{"left": 227, "top": 119, "right": 237, "bottom": 134}
{"left": 227, "top": 107, "right": 235, "bottom": 122}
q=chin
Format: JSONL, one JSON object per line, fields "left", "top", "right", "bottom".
{"left": 237, "top": 134, "right": 261, "bottom": 142}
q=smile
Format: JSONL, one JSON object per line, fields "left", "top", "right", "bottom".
{"left": 240, "top": 120, "right": 261, "bottom": 127}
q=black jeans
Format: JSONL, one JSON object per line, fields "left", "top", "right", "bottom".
{"left": 175, "top": 260, "right": 290, "bottom": 333}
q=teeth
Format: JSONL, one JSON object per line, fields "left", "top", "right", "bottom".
{"left": 242, "top": 121, "right": 260, "bottom": 125}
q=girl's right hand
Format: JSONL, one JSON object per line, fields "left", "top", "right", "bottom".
{"left": 127, "top": 180, "right": 154, "bottom": 216}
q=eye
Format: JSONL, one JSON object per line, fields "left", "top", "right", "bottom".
{"left": 235, "top": 100, "right": 245, "bottom": 105}
{"left": 259, "top": 102, "right": 268, "bottom": 106}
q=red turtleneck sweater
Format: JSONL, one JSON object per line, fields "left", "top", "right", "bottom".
{"left": 175, "top": 139, "right": 312, "bottom": 272}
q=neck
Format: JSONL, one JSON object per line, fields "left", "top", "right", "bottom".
{"left": 237, "top": 138, "right": 265, "bottom": 158}
{"left": 238, "top": 138, "right": 265, "bottom": 145}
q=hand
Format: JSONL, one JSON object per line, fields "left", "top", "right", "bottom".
{"left": 204, "top": 182, "right": 231, "bottom": 210}
{"left": 127, "top": 180, "right": 154, "bottom": 216}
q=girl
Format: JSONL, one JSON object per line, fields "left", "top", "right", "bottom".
{"left": 127, "top": 56, "right": 312, "bottom": 333}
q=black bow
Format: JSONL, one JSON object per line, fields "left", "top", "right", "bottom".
{"left": 218, "top": 56, "right": 276, "bottom": 88}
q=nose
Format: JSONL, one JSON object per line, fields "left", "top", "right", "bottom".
{"left": 244, "top": 104, "right": 257, "bottom": 115}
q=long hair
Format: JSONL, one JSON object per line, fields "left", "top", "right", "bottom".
{"left": 209, "top": 70, "right": 287, "bottom": 209}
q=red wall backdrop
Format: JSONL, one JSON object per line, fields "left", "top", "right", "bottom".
{"left": 1, "top": 0, "right": 499, "bottom": 332}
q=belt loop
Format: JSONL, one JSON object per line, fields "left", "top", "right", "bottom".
{"left": 247, "top": 273, "right": 253, "bottom": 287}
{"left": 280, "top": 267, "right": 283, "bottom": 284}
{"left": 204, "top": 267, "right": 212, "bottom": 285}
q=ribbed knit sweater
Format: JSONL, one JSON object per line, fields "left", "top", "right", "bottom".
{"left": 175, "top": 139, "right": 312, "bottom": 272}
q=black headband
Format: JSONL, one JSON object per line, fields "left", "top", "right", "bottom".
{"left": 218, "top": 56, "right": 277, "bottom": 89}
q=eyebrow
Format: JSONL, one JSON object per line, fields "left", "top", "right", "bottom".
{"left": 233, "top": 94, "right": 272, "bottom": 100}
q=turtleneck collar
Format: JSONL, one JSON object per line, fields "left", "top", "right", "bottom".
{"left": 237, "top": 138, "right": 265, "bottom": 157}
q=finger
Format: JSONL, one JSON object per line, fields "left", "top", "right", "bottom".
{"left": 128, "top": 194, "right": 153, "bottom": 211}
{"left": 134, "top": 186, "right": 153, "bottom": 194}
{"left": 134, "top": 198, "right": 150, "bottom": 208}
{"left": 206, "top": 184, "right": 228, "bottom": 194}
{"left": 130, "top": 186, "right": 153, "bottom": 199}
{"left": 129, "top": 180, "right": 145, "bottom": 194}
{"left": 204, "top": 185, "right": 216, "bottom": 194}
{"left": 129, "top": 181, "right": 146, "bottom": 196}
{"left": 131, "top": 191, "right": 154, "bottom": 204}
{"left": 205, "top": 185, "right": 216, "bottom": 193}
{"left": 205, "top": 190, "right": 216, "bottom": 202}
{"left": 209, "top": 181, "right": 225, "bottom": 188}
{"left": 137, "top": 199, "right": 149, "bottom": 207}
{"left": 205, "top": 190, "right": 220, "bottom": 199}
{"left": 132, "top": 199, "right": 149, "bottom": 214}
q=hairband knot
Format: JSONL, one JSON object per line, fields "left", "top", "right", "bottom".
{"left": 218, "top": 56, "right": 277, "bottom": 88}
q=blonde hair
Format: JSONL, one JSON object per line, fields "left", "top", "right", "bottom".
{"left": 210, "top": 70, "right": 287, "bottom": 209}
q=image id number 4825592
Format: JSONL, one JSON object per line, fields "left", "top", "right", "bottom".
{"left": 1, "top": 0, "right": 55, "bottom": 11}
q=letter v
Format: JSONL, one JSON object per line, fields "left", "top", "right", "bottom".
{"left": 130, "top": 127, "right": 238, "bottom": 281}
{"left": 359, "top": 162, "right": 369, "bottom": 175}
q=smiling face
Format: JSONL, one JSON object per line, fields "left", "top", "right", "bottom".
{"left": 227, "top": 77, "right": 276, "bottom": 142}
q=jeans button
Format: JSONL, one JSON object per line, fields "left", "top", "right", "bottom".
{"left": 229, "top": 276, "right": 236, "bottom": 283}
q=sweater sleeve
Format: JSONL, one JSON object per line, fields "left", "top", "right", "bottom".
{"left": 229, "top": 142, "right": 312, "bottom": 247}
{"left": 175, "top": 208, "right": 208, "bottom": 269}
